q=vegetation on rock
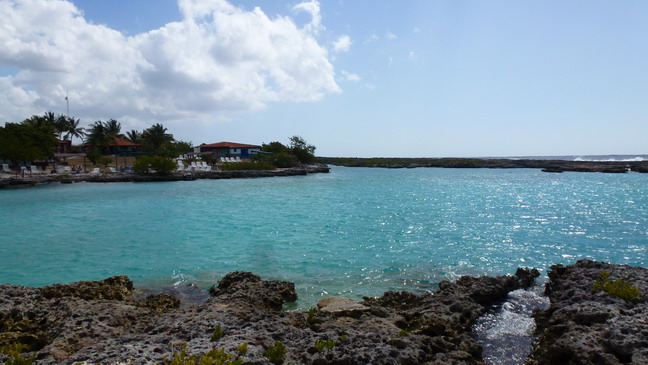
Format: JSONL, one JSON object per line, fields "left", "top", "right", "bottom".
{"left": 263, "top": 340, "right": 287, "bottom": 365}
{"left": 160, "top": 343, "right": 243, "bottom": 365}
{"left": 593, "top": 270, "right": 641, "bottom": 301}
{"left": 0, "top": 343, "right": 36, "bottom": 365}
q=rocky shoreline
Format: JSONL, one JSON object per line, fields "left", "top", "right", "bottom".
{"left": 1, "top": 261, "right": 645, "bottom": 364}
{"left": 319, "top": 157, "right": 648, "bottom": 174}
{"left": 0, "top": 165, "right": 330, "bottom": 190}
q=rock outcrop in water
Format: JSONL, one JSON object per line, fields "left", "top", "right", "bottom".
{"left": 527, "top": 260, "right": 648, "bottom": 365}
{"left": 0, "top": 270, "right": 538, "bottom": 364}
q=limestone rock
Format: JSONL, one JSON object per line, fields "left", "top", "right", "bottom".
{"left": 317, "top": 297, "right": 369, "bottom": 317}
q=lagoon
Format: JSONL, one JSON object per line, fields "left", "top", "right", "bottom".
{"left": 0, "top": 167, "right": 646, "bottom": 308}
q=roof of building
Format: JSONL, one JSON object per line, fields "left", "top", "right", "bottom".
{"left": 111, "top": 137, "right": 140, "bottom": 147}
{"left": 200, "top": 142, "right": 261, "bottom": 149}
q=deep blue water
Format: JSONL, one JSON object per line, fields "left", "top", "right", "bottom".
{"left": 0, "top": 167, "right": 646, "bottom": 307}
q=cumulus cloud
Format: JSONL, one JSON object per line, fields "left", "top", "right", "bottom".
{"left": 340, "top": 70, "right": 360, "bottom": 82}
{"left": 333, "top": 35, "right": 351, "bottom": 53}
{"left": 0, "top": 0, "right": 340, "bottom": 125}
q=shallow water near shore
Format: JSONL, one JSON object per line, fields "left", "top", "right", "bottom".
{"left": 0, "top": 167, "right": 646, "bottom": 309}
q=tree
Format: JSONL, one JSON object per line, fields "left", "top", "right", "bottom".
{"left": 0, "top": 123, "right": 58, "bottom": 163}
{"left": 289, "top": 135, "right": 316, "bottom": 163}
{"left": 126, "top": 130, "right": 141, "bottom": 144}
{"left": 63, "top": 117, "right": 85, "bottom": 141}
{"left": 104, "top": 119, "right": 123, "bottom": 138}
{"left": 86, "top": 121, "right": 112, "bottom": 153}
{"left": 141, "top": 123, "right": 174, "bottom": 155}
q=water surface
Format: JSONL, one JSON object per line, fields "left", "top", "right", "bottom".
{"left": 0, "top": 167, "right": 646, "bottom": 307}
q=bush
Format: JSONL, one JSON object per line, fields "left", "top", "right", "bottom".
{"left": 593, "top": 271, "right": 641, "bottom": 301}
{"left": 133, "top": 155, "right": 176, "bottom": 175}
{"left": 220, "top": 161, "right": 274, "bottom": 171}
{"left": 264, "top": 341, "right": 287, "bottom": 365}
{"left": 313, "top": 338, "right": 336, "bottom": 352}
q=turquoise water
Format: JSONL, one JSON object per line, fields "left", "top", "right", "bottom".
{"left": 0, "top": 167, "right": 646, "bottom": 307}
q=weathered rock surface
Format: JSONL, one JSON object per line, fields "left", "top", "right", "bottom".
{"left": 0, "top": 270, "right": 540, "bottom": 364}
{"left": 526, "top": 260, "right": 648, "bottom": 365}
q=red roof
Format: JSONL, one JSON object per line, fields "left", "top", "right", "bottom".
{"left": 111, "top": 137, "right": 140, "bottom": 147}
{"left": 201, "top": 142, "right": 261, "bottom": 149}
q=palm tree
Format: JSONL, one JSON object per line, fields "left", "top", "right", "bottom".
{"left": 63, "top": 117, "right": 85, "bottom": 142}
{"left": 126, "top": 130, "right": 141, "bottom": 144}
{"left": 86, "top": 121, "right": 112, "bottom": 152}
{"left": 104, "top": 119, "right": 123, "bottom": 138}
{"left": 141, "top": 123, "right": 174, "bottom": 153}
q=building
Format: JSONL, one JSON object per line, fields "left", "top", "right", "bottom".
{"left": 198, "top": 142, "right": 262, "bottom": 159}
{"left": 108, "top": 137, "right": 141, "bottom": 155}
{"left": 84, "top": 137, "right": 141, "bottom": 155}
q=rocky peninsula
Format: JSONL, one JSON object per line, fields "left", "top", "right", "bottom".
{"left": 0, "top": 165, "right": 330, "bottom": 190}
{"left": 319, "top": 157, "right": 648, "bottom": 174}
{"left": 1, "top": 260, "right": 645, "bottom": 364}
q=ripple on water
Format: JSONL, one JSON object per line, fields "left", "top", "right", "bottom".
{"left": 473, "top": 287, "right": 550, "bottom": 365}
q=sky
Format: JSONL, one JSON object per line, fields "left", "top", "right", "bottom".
{"left": 1, "top": 0, "right": 647, "bottom": 157}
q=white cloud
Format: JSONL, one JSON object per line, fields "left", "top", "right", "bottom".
{"left": 0, "top": 0, "right": 339, "bottom": 125}
{"left": 364, "top": 33, "right": 379, "bottom": 44}
{"left": 333, "top": 35, "right": 351, "bottom": 53}
{"left": 340, "top": 70, "right": 360, "bottom": 82}
{"left": 291, "top": 0, "right": 323, "bottom": 34}
{"left": 385, "top": 31, "right": 397, "bottom": 40}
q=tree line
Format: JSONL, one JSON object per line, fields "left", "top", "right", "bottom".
{"left": 0, "top": 112, "right": 192, "bottom": 164}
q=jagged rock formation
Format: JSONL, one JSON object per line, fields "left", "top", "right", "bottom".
{"left": 526, "top": 260, "right": 648, "bottom": 365}
{"left": 0, "top": 269, "right": 538, "bottom": 364}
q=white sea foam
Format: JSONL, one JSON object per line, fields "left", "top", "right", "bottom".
{"left": 474, "top": 287, "right": 550, "bottom": 365}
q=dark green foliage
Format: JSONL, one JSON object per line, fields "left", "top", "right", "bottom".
{"left": 264, "top": 341, "right": 287, "bottom": 365}
{"left": 140, "top": 124, "right": 174, "bottom": 155}
{"left": 133, "top": 156, "right": 176, "bottom": 175}
{"left": 0, "top": 122, "right": 58, "bottom": 162}
{"left": 289, "top": 135, "right": 316, "bottom": 163}
{"left": 313, "top": 338, "right": 336, "bottom": 352}
{"left": 593, "top": 271, "right": 641, "bottom": 301}
{"left": 220, "top": 161, "right": 274, "bottom": 171}
{"left": 306, "top": 308, "right": 317, "bottom": 324}
{"left": 257, "top": 137, "right": 316, "bottom": 167}
{"left": 0, "top": 343, "right": 36, "bottom": 365}
{"left": 268, "top": 152, "right": 299, "bottom": 168}
{"left": 160, "top": 343, "right": 243, "bottom": 365}
{"left": 339, "top": 334, "right": 348, "bottom": 343}
{"left": 210, "top": 325, "right": 224, "bottom": 341}
{"left": 85, "top": 148, "right": 103, "bottom": 164}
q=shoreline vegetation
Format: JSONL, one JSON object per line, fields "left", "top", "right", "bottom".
{"left": 0, "top": 164, "right": 330, "bottom": 190}
{"left": 319, "top": 157, "right": 648, "bottom": 173}
{"left": 1, "top": 260, "right": 645, "bottom": 364}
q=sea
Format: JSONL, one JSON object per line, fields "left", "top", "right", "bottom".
{"left": 1, "top": 162, "right": 646, "bottom": 363}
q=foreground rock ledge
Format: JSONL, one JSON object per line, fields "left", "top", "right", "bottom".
{"left": 0, "top": 270, "right": 542, "bottom": 364}
{"left": 526, "top": 260, "right": 648, "bottom": 365}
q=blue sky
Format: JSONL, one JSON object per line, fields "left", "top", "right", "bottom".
{"left": 1, "top": 0, "right": 647, "bottom": 157}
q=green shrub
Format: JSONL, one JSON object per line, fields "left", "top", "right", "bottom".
{"left": 133, "top": 155, "right": 176, "bottom": 175}
{"left": 306, "top": 308, "right": 317, "bottom": 324}
{"left": 263, "top": 341, "right": 287, "bottom": 365}
{"left": 0, "top": 343, "right": 36, "bottom": 365}
{"left": 220, "top": 161, "right": 274, "bottom": 171}
{"left": 160, "top": 343, "right": 243, "bottom": 365}
{"left": 269, "top": 152, "right": 299, "bottom": 168}
{"left": 211, "top": 325, "right": 224, "bottom": 341}
{"left": 313, "top": 338, "right": 336, "bottom": 352}
{"left": 593, "top": 271, "right": 641, "bottom": 301}
{"left": 235, "top": 342, "right": 248, "bottom": 355}
{"left": 339, "top": 334, "right": 348, "bottom": 343}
